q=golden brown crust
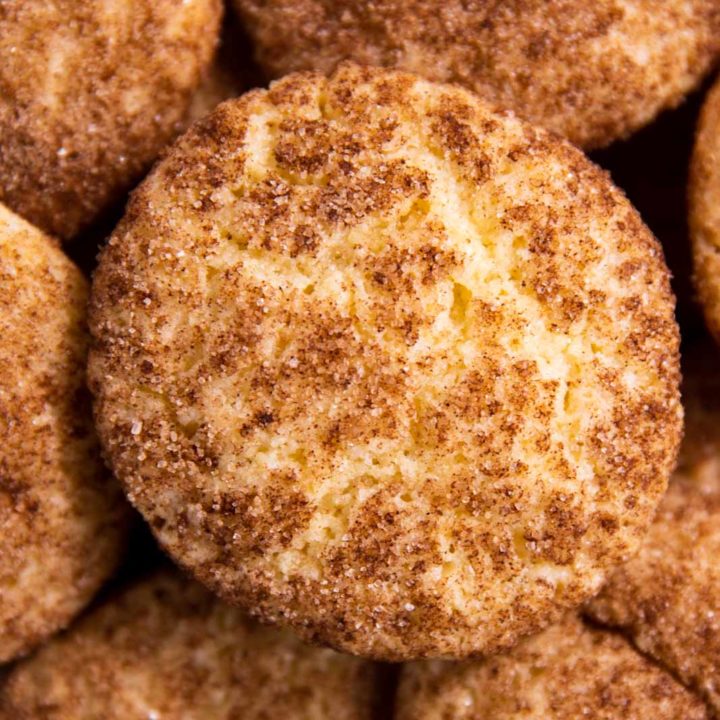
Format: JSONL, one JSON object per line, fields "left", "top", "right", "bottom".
{"left": 396, "top": 615, "right": 709, "bottom": 719}
{"left": 233, "top": 0, "right": 720, "bottom": 149}
{"left": 586, "top": 345, "right": 720, "bottom": 716}
{"left": 0, "top": 0, "right": 223, "bottom": 240}
{"left": 690, "top": 75, "right": 720, "bottom": 344}
{"left": 0, "top": 570, "right": 377, "bottom": 720}
{"left": 89, "top": 63, "right": 682, "bottom": 660}
{"left": 0, "top": 203, "right": 128, "bottom": 663}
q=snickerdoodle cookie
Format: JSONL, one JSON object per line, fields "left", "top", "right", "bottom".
{"left": 586, "top": 345, "right": 720, "bottom": 715}
{"left": 690, "top": 75, "right": 720, "bottom": 344}
{"left": 396, "top": 615, "right": 708, "bottom": 719}
{"left": 89, "top": 63, "right": 682, "bottom": 660}
{"left": 0, "top": 570, "right": 377, "bottom": 720}
{"left": 0, "top": 0, "right": 222, "bottom": 240}
{"left": 234, "top": 0, "right": 720, "bottom": 149}
{"left": 0, "top": 203, "right": 127, "bottom": 663}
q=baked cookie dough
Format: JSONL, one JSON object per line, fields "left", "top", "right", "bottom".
{"left": 396, "top": 615, "right": 709, "bottom": 719}
{"left": 89, "top": 63, "right": 682, "bottom": 660}
{"left": 0, "top": 0, "right": 222, "bottom": 240}
{"left": 586, "top": 346, "right": 720, "bottom": 715}
{"left": 0, "top": 570, "right": 377, "bottom": 720}
{"left": 690, "top": 75, "right": 720, "bottom": 344}
{"left": 0, "top": 204, "right": 127, "bottom": 663}
{"left": 233, "top": 0, "right": 720, "bottom": 149}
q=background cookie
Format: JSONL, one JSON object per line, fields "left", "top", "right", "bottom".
{"left": 233, "top": 0, "right": 720, "bottom": 149}
{"left": 396, "top": 615, "right": 708, "bottom": 719}
{"left": 89, "top": 64, "right": 682, "bottom": 660}
{"left": 690, "top": 74, "right": 720, "bottom": 344}
{"left": 0, "top": 0, "right": 222, "bottom": 240}
{"left": 586, "top": 343, "right": 720, "bottom": 715}
{"left": 0, "top": 204, "right": 127, "bottom": 663}
{"left": 0, "top": 570, "right": 377, "bottom": 720}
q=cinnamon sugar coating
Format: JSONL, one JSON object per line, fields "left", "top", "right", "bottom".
{"left": 0, "top": 203, "right": 128, "bottom": 663}
{"left": 586, "top": 347, "right": 720, "bottom": 716}
{"left": 0, "top": 0, "right": 222, "bottom": 240}
{"left": 691, "top": 76, "right": 720, "bottom": 344}
{"left": 89, "top": 64, "right": 682, "bottom": 660}
{"left": 233, "top": 0, "right": 720, "bottom": 149}
{"left": 396, "top": 615, "right": 709, "bottom": 719}
{"left": 0, "top": 570, "right": 377, "bottom": 720}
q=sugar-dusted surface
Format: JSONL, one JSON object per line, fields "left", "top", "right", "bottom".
{"left": 90, "top": 64, "right": 682, "bottom": 659}
{"left": 587, "top": 346, "right": 720, "bottom": 715}
{"left": 690, "top": 75, "right": 720, "bottom": 344}
{"left": 0, "top": 570, "right": 376, "bottom": 720}
{"left": 0, "top": 0, "right": 222, "bottom": 239}
{"left": 234, "top": 0, "right": 720, "bottom": 149}
{"left": 396, "top": 615, "right": 708, "bottom": 719}
{"left": 0, "top": 203, "right": 127, "bottom": 663}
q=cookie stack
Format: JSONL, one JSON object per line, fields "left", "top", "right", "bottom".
{"left": 1, "top": 2, "right": 720, "bottom": 718}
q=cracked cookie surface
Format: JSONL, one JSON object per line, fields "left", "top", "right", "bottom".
{"left": 0, "top": 0, "right": 222, "bottom": 239}
{"left": 0, "top": 203, "right": 127, "bottom": 663}
{"left": 90, "top": 63, "right": 682, "bottom": 660}
{"left": 234, "top": 0, "right": 720, "bottom": 149}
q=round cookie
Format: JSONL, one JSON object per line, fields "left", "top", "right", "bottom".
{"left": 396, "top": 615, "right": 709, "bottom": 719}
{"left": 0, "top": 570, "right": 377, "bottom": 720}
{"left": 0, "top": 0, "right": 223, "bottom": 240}
{"left": 690, "top": 74, "right": 720, "bottom": 344}
{"left": 0, "top": 203, "right": 127, "bottom": 663}
{"left": 586, "top": 345, "right": 720, "bottom": 715}
{"left": 233, "top": 0, "right": 720, "bottom": 149}
{"left": 89, "top": 63, "right": 682, "bottom": 660}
